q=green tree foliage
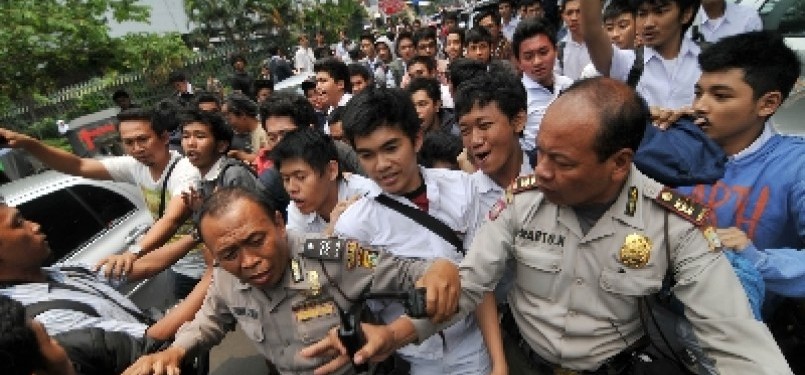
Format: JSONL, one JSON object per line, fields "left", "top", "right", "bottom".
{"left": 300, "top": 0, "right": 367, "bottom": 41}
{"left": 0, "top": 0, "right": 150, "bottom": 103}
{"left": 183, "top": 0, "right": 296, "bottom": 49}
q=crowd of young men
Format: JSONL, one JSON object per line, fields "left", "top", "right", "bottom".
{"left": 1, "top": 0, "right": 803, "bottom": 374}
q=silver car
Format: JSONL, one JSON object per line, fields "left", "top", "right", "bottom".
{"left": 0, "top": 170, "right": 175, "bottom": 310}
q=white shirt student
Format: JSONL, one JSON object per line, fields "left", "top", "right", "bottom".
{"left": 286, "top": 174, "right": 380, "bottom": 234}
{"left": 688, "top": 2, "right": 762, "bottom": 43}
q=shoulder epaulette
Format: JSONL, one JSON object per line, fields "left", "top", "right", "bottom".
{"left": 654, "top": 187, "right": 709, "bottom": 227}
{"left": 508, "top": 174, "right": 540, "bottom": 194}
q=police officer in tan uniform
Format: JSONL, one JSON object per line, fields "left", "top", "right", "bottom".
{"left": 122, "top": 187, "right": 459, "bottom": 375}
{"left": 303, "top": 77, "right": 792, "bottom": 375}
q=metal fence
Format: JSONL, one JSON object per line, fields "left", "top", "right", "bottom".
{"left": 1, "top": 40, "right": 272, "bottom": 137}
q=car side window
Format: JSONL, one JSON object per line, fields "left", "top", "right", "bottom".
{"left": 17, "top": 185, "right": 136, "bottom": 264}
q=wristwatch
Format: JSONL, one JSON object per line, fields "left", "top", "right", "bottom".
{"left": 128, "top": 244, "right": 143, "bottom": 256}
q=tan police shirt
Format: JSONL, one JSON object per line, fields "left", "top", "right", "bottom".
{"left": 414, "top": 165, "right": 791, "bottom": 374}
{"left": 172, "top": 230, "right": 432, "bottom": 375}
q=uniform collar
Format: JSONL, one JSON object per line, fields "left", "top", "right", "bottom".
{"left": 644, "top": 37, "right": 700, "bottom": 63}
{"left": 201, "top": 156, "right": 226, "bottom": 181}
{"left": 473, "top": 151, "right": 532, "bottom": 193}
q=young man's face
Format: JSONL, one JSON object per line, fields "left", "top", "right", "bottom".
{"left": 316, "top": 71, "right": 345, "bottom": 107}
{"left": 315, "top": 33, "right": 325, "bottom": 45}
{"left": 119, "top": 120, "right": 170, "bottom": 167}
{"left": 458, "top": 101, "right": 524, "bottom": 180}
{"left": 408, "top": 62, "right": 435, "bottom": 79}
{"left": 499, "top": 2, "right": 513, "bottom": 20}
{"left": 522, "top": 4, "right": 544, "bottom": 19}
{"left": 233, "top": 60, "right": 246, "bottom": 72}
{"left": 445, "top": 33, "right": 464, "bottom": 60}
{"left": 198, "top": 101, "right": 221, "bottom": 112}
{"left": 562, "top": 0, "right": 583, "bottom": 38}
{"left": 376, "top": 43, "right": 393, "bottom": 62}
{"left": 182, "top": 121, "right": 226, "bottom": 173}
{"left": 265, "top": 116, "right": 299, "bottom": 151}
{"left": 299, "top": 36, "right": 310, "bottom": 47}
{"left": 604, "top": 13, "right": 637, "bottom": 49}
{"left": 224, "top": 111, "right": 251, "bottom": 134}
{"left": 479, "top": 15, "right": 501, "bottom": 40}
{"left": 411, "top": 89, "right": 441, "bottom": 132}
{"left": 279, "top": 158, "right": 338, "bottom": 215}
{"left": 360, "top": 38, "right": 376, "bottom": 59}
{"left": 516, "top": 33, "right": 557, "bottom": 86}
{"left": 172, "top": 80, "right": 189, "bottom": 93}
{"left": 200, "top": 198, "right": 289, "bottom": 288}
{"left": 466, "top": 41, "right": 492, "bottom": 64}
{"left": 0, "top": 204, "right": 51, "bottom": 272}
{"left": 330, "top": 121, "right": 344, "bottom": 142}
{"left": 636, "top": 0, "right": 692, "bottom": 50}
{"left": 416, "top": 37, "right": 438, "bottom": 58}
{"left": 693, "top": 68, "right": 777, "bottom": 155}
{"left": 354, "top": 125, "right": 423, "bottom": 195}
{"left": 444, "top": 18, "right": 458, "bottom": 30}
{"left": 256, "top": 88, "right": 272, "bottom": 104}
{"left": 350, "top": 74, "right": 371, "bottom": 94}
{"left": 397, "top": 37, "right": 416, "bottom": 61}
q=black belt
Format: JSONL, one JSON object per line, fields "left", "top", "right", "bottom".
{"left": 500, "top": 308, "right": 648, "bottom": 375}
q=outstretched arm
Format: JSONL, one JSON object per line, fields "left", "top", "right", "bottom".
{"left": 580, "top": 0, "right": 617, "bottom": 76}
{"left": 0, "top": 127, "right": 112, "bottom": 180}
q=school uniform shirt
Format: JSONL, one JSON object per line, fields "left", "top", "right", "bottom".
{"left": 609, "top": 38, "right": 701, "bottom": 108}
{"left": 688, "top": 2, "right": 762, "bottom": 43}
{"left": 286, "top": 174, "right": 381, "bottom": 234}
{"left": 101, "top": 152, "right": 205, "bottom": 278}
{"left": 0, "top": 265, "right": 148, "bottom": 337}
{"left": 472, "top": 151, "right": 534, "bottom": 215}
{"left": 520, "top": 73, "right": 574, "bottom": 153}
{"left": 556, "top": 35, "right": 592, "bottom": 81}
{"left": 333, "top": 167, "right": 489, "bottom": 363}
{"left": 501, "top": 16, "right": 520, "bottom": 41}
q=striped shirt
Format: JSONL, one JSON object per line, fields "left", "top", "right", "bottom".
{"left": 0, "top": 264, "right": 148, "bottom": 337}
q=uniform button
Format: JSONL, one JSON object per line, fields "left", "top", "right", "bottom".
{"left": 575, "top": 278, "right": 584, "bottom": 285}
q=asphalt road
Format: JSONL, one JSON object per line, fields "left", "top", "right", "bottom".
{"left": 209, "top": 327, "right": 269, "bottom": 375}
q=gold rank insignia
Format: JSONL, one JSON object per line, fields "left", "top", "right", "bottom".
{"left": 508, "top": 174, "right": 540, "bottom": 194}
{"left": 345, "top": 240, "right": 379, "bottom": 270}
{"left": 488, "top": 198, "right": 507, "bottom": 221}
{"left": 655, "top": 188, "right": 709, "bottom": 226}
{"left": 307, "top": 270, "right": 321, "bottom": 297}
{"left": 624, "top": 186, "right": 638, "bottom": 217}
{"left": 290, "top": 258, "right": 304, "bottom": 283}
{"left": 702, "top": 226, "right": 722, "bottom": 251}
{"left": 619, "top": 233, "right": 652, "bottom": 268}
{"left": 292, "top": 299, "right": 337, "bottom": 322}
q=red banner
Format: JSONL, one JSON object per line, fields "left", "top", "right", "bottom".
{"left": 379, "top": 0, "right": 405, "bottom": 15}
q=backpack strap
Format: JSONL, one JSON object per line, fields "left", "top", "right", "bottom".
{"left": 557, "top": 41, "right": 566, "bottom": 71}
{"left": 158, "top": 157, "right": 182, "bottom": 218}
{"left": 374, "top": 194, "right": 465, "bottom": 255}
{"left": 627, "top": 46, "right": 645, "bottom": 88}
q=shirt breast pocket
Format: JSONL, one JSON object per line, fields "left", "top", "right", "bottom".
{"left": 514, "top": 248, "right": 563, "bottom": 299}
{"left": 295, "top": 307, "right": 341, "bottom": 345}
{"left": 599, "top": 269, "right": 663, "bottom": 319}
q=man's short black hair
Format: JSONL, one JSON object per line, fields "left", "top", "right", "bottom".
{"left": 418, "top": 131, "right": 463, "bottom": 169}
{"left": 448, "top": 58, "right": 489, "bottom": 88}
{"left": 254, "top": 79, "right": 274, "bottom": 92}
{"left": 632, "top": 0, "right": 700, "bottom": 34}
{"left": 395, "top": 31, "right": 414, "bottom": 55}
{"left": 561, "top": 77, "right": 648, "bottom": 161}
{"left": 348, "top": 63, "right": 372, "bottom": 81}
{"left": 699, "top": 30, "right": 801, "bottom": 101}
{"left": 477, "top": 9, "right": 501, "bottom": 26}
{"left": 512, "top": 18, "right": 557, "bottom": 58}
{"left": 603, "top": 0, "right": 636, "bottom": 21}
{"left": 444, "top": 11, "right": 459, "bottom": 23}
{"left": 112, "top": 89, "right": 130, "bottom": 101}
{"left": 407, "top": 77, "right": 442, "bottom": 103}
{"left": 230, "top": 54, "right": 247, "bottom": 66}
{"left": 116, "top": 107, "right": 173, "bottom": 136}
{"left": 359, "top": 33, "right": 376, "bottom": 44}
{"left": 342, "top": 87, "right": 420, "bottom": 146}
{"left": 194, "top": 91, "right": 222, "bottom": 108}
{"left": 314, "top": 57, "right": 352, "bottom": 94}
{"left": 271, "top": 127, "right": 339, "bottom": 177}
{"left": 413, "top": 26, "right": 438, "bottom": 46}
{"left": 198, "top": 187, "right": 280, "bottom": 232}
{"left": 455, "top": 70, "right": 527, "bottom": 122}
{"left": 179, "top": 109, "right": 234, "bottom": 148}
{"left": 0, "top": 295, "right": 43, "bottom": 375}
{"left": 407, "top": 55, "right": 437, "bottom": 73}
{"left": 168, "top": 70, "right": 187, "bottom": 84}
{"left": 260, "top": 92, "right": 317, "bottom": 129}
{"left": 226, "top": 92, "right": 259, "bottom": 118}
{"left": 301, "top": 80, "right": 317, "bottom": 97}
{"left": 465, "top": 26, "right": 493, "bottom": 46}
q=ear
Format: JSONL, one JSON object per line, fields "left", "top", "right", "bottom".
{"left": 512, "top": 109, "right": 527, "bottom": 134}
{"left": 609, "top": 148, "right": 634, "bottom": 180}
{"left": 756, "top": 91, "right": 783, "bottom": 118}
{"left": 413, "top": 129, "right": 425, "bottom": 153}
{"left": 216, "top": 140, "right": 229, "bottom": 154}
{"left": 325, "top": 159, "right": 339, "bottom": 182}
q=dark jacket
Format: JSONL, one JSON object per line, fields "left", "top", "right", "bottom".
{"left": 55, "top": 328, "right": 172, "bottom": 375}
